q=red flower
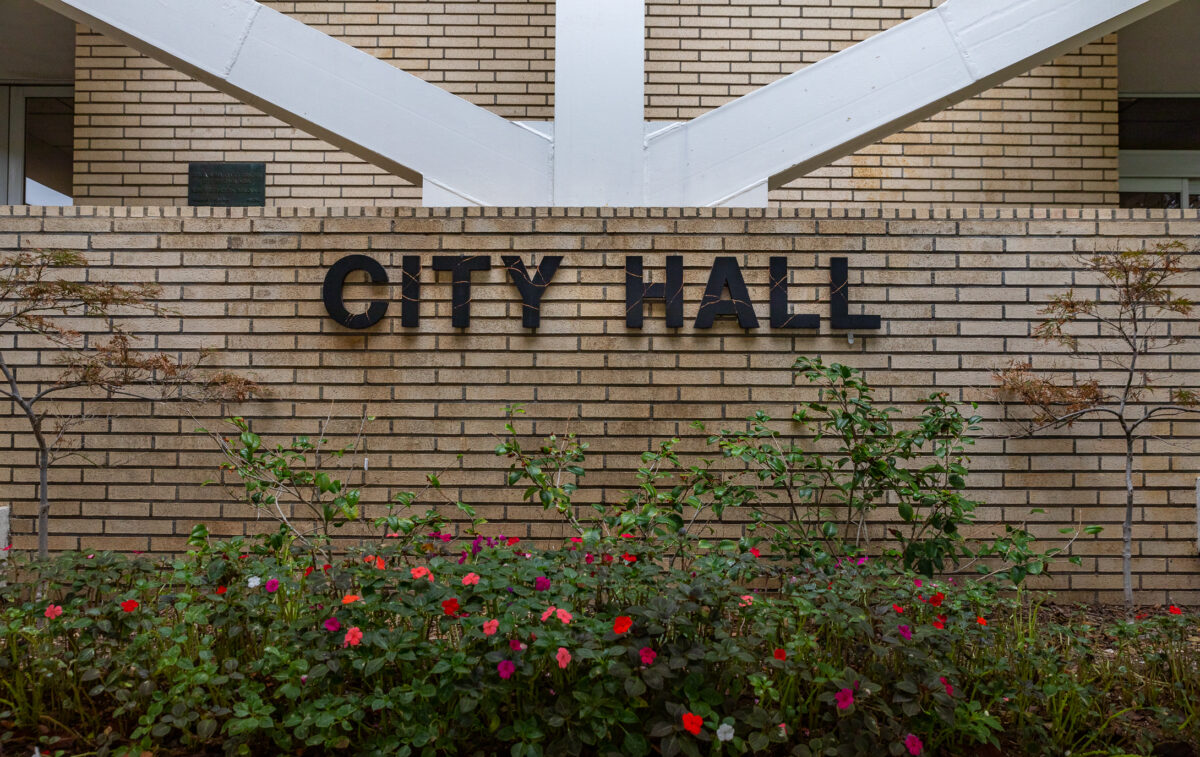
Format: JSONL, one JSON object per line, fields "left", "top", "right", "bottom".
{"left": 613, "top": 616, "right": 633, "bottom": 634}
{"left": 749, "top": 547, "right": 761, "bottom": 558}
{"left": 940, "top": 676, "right": 954, "bottom": 697}
{"left": 773, "top": 648, "right": 787, "bottom": 661}
{"left": 507, "top": 537, "right": 521, "bottom": 546}
{"left": 1169, "top": 605, "right": 1183, "bottom": 615}
{"left": 442, "top": 598, "right": 461, "bottom": 617}
{"left": 569, "top": 537, "right": 583, "bottom": 543}
{"left": 622, "top": 552, "right": 637, "bottom": 563}
{"left": 602, "top": 554, "right": 614, "bottom": 564}
{"left": 322, "top": 564, "right": 332, "bottom": 572}
{"left": 681, "top": 713, "right": 703, "bottom": 735}
{"left": 620, "top": 533, "right": 634, "bottom": 539}
{"left": 976, "top": 616, "right": 987, "bottom": 626}
{"left": 928, "top": 592, "right": 944, "bottom": 607}
{"left": 304, "top": 566, "right": 314, "bottom": 578}
{"left": 216, "top": 586, "right": 227, "bottom": 595}
{"left": 933, "top": 614, "right": 947, "bottom": 630}
{"left": 1135, "top": 612, "right": 1149, "bottom": 620}
{"left": 120, "top": 599, "right": 139, "bottom": 613}
{"left": 892, "top": 604, "right": 904, "bottom": 614}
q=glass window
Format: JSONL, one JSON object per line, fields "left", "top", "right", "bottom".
{"left": 2, "top": 86, "right": 73, "bottom": 205}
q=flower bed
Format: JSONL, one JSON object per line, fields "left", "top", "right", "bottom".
{"left": 1, "top": 537, "right": 1196, "bottom": 756}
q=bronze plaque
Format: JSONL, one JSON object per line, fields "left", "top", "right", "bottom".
{"left": 187, "top": 162, "right": 266, "bottom": 207}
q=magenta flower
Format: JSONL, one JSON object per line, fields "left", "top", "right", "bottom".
{"left": 534, "top": 576, "right": 551, "bottom": 592}
{"left": 497, "top": 660, "right": 516, "bottom": 679}
{"left": 639, "top": 647, "right": 657, "bottom": 665}
{"left": 898, "top": 624, "right": 912, "bottom": 641}
{"left": 834, "top": 688, "right": 854, "bottom": 710}
{"left": 265, "top": 578, "right": 280, "bottom": 593}
{"left": 510, "top": 639, "right": 526, "bottom": 652}
{"left": 324, "top": 617, "right": 341, "bottom": 633}
{"left": 904, "top": 733, "right": 923, "bottom": 755}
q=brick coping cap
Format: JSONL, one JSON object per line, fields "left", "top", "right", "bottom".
{"left": 3, "top": 205, "right": 1200, "bottom": 221}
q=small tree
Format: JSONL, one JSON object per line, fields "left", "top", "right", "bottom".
{"left": 994, "top": 242, "right": 1198, "bottom": 606}
{"left": 0, "top": 249, "right": 256, "bottom": 557}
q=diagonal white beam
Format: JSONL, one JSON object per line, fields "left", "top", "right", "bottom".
{"left": 35, "top": 0, "right": 553, "bottom": 205}
{"left": 553, "top": 0, "right": 645, "bottom": 206}
{"left": 644, "top": 0, "right": 1182, "bottom": 207}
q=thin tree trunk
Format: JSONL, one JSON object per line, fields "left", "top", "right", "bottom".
{"left": 1123, "top": 434, "right": 1134, "bottom": 608}
{"left": 38, "top": 445, "right": 50, "bottom": 559}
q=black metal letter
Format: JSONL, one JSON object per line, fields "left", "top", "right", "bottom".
{"left": 502, "top": 255, "right": 563, "bottom": 329}
{"left": 769, "top": 256, "right": 819, "bottom": 330}
{"left": 401, "top": 255, "right": 420, "bottom": 327}
{"left": 829, "top": 257, "right": 881, "bottom": 330}
{"left": 432, "top": 255, "right": 491, "bottom": 328}
{"left": 322, "top": 254, "right": 388, "bottom": 330}
{"left": 625, "top": 256, "right": 683, "bottom": 328}
{"left": 694, "top": 256, "right": 759, "bottom": 329}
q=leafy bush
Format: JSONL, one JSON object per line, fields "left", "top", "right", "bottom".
{"left": 1, "top": 357, "right": 1194, "bottom": 756}
{"left": 1, "top": 541, "right": 1196, "bottom": 756}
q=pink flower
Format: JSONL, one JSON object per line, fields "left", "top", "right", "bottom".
{"left": 462, "top": 572, "right": 480, "bottom": 586}
{"left": 555, "top": 608, "right": 573, "bottom": 624}
{"left": 410, "top": 566, "right": 433, "bottom": 581}
{"left": 324, "top": 617, "right": 341, "bottom": 632}
{"left": 904, "top": 733, "right": 923, "bottom": 756}
{"left": 834, "top": 688, "right": 854, "bottom": 710}
{"left": 569, "top": 537, "right": 583, "bottom": 543}
{"left": 940, "top": 676, "right": 954, "bottom": 697}
{"left": 556, "top": 647, "right": 571, "bottom": 669}
{"left": 483, "top": 619, "right": 499, "bottom": 636}
{"left": 898, "top": 624, "right": 912, "bottom": 641}
{"left": 914, "top": 578, "right": 923, "bottom": 588}
{"left": 497, "top": 660, "right": 516, "bottom": 679}
{"left": 541, "top": 606, "right": 557, "bottom": 622}
{"left": 343, "top": 626, "right": 363, "bottom": 647}
{"left": 738, "top": 595, "right": 754, "bottom": 607}
{"left": 44, "top": 604, "right": 63, "bottom": 620}
{"left": 265, "top": 578, "right": 280, "bottom": 593}
{"left": 534, "top": 576, "right": 551, "bottom": 591}
{"left": 639, "top": 647, "right": 657, "bottom": 665}
{"left": 856, "top": 556, "right": 868, "bottom": 566}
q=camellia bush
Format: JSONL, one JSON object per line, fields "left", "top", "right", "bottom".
{"left": 0, "top": 358, "right": 1196, "bottom": 756}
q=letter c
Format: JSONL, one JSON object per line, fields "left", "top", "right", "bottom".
{"left": 323, "top": 254, "right": 389, "bottom": 329}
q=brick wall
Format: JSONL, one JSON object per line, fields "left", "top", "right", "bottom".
{"left": 71, "top": 1, "right": 1119, "bottom": 208}
{"left": 2, "top": 205, "right": 1197, "bottom": 603}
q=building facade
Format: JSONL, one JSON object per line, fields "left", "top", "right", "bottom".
{"left": 1, "top": 0, "right": 1198, "bottom": 601}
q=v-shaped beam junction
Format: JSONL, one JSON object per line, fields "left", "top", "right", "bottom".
{"left": 37, "top": 0, "right": 1181, "bottom": 207}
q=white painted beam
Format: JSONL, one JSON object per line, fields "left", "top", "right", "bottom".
{"left": 645, "top": 0, "right": 1182, "bottom": 207}
{"left": 553, "top": 0, "right": 645, "bottom": 206}
{"left": 35, "top": 0, "right": 553, "bottom": 205}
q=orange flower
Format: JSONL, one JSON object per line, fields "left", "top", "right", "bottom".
{"left": 364, "top": 555, "right": 385, "bottom": 570}
{"left": 342, "top": 594, "right": 361, "bottom": 605}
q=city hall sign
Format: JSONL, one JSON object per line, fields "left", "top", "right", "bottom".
{"left": 322, "top": 254, "right": 881, "bottom": 332}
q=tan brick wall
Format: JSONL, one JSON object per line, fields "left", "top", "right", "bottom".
{"left": 2, "top": 206, "right": 1197, "bottom": 603}
{"left": 71, "top": 1, "right": 1119, "bottom": 208}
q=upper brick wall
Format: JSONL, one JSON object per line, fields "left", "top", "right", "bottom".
{"left": 71, "top": 1, "right": 1120, "bottom": 208}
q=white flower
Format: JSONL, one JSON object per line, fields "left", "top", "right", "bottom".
{"left": 716, "top": 723, "right": 735, "bottom": 742}
{"left": 247, "top": 576, "right": 262, "bottom": 588}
